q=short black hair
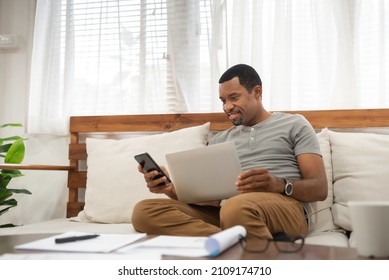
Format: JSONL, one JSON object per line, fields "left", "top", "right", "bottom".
{"left": 218, "top": 64, "right": 262, "bottom": 93}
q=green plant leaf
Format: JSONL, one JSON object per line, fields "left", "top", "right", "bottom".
{"left": 0, "top": 179, "right": 10, "bottom": 188}
{"left": 1, "top": 169, "right": 23, "bottom": 188}
{"left": 4, "top": 139, "right": 25, "bottom": 164}
{"left": 0, "top": 123, "right": 23, "bottom": 128}
{"left": 8, "top": 188, "right": 32, "bottom": 195}
{"left": 0, "top": 196, "right": 17, "bottom": 216}
{"left": 0, "top": 188, "right": 12, "bottom": 201}
{"left": 0, "top": 198, "right": 17, "bottom": 206}
{"left": 0, "top": 123, "right": 28, "bottom": 222}
{"left": 0, "top": 192, "right": 17, "bottom": 217}
{"left": 1, "top": 170, "right": 23, "bottom": 181}
{"left": 1, "top": 169, "right": 23, "bottom": 176}
{"left": 0, "top": 143, "right": 12, "bottom": 153}
{"left": 0, "top": 195, "right": 16, "bottom": 216}
{"left": 0, "top": 205, "right": 16, "bottom": 216}
{"left": 0, "top": 136, "right": 24, "bottom": 142}
{"left": 0, "top": 176, "right": 6, "bottom": 188}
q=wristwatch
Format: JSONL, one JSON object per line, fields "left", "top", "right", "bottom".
{"left": 283, "top": 179, "right": 293, "bottom": 196}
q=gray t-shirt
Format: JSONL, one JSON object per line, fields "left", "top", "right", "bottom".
{"left": 208, "top": 112, "right": 321, "bottom": 180}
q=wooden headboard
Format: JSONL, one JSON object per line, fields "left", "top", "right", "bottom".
{"left": 66, "top": 109, "right": 389, "bottom": 218}
{"left": 2, "top": 109, "right": 389, "bottom": 218}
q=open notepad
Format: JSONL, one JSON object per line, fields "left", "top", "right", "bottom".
{"left": 15, "top": 231, "right": 146, "bottom": 253}
{"left": 14, "top": 226, "right": 246, "bottom": 258}
{"left": 118, "top": 225, "right": 247, "bottom": 257}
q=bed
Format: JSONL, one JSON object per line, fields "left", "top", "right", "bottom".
{"left": 1, "top": 109, "right": 389, "bottom": 248}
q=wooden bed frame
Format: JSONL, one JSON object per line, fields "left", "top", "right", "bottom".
{"left": 2, "top": 109, "right": 389, "bottom": 218}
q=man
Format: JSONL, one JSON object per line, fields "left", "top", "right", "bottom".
{"left": 131, "top": 64, "right": 327, "bottom": 245}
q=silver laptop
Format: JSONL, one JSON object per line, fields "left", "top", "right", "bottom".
{"left": 165, "top": 142, "right": 242, "bottom": 204}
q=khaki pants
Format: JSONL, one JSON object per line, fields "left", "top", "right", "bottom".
{"left": 131, "top": 192, "right": 308, "bottom": 244}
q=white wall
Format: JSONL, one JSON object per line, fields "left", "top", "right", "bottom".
{"left": 0, "top": 0, "right": 69, "bottom": 226}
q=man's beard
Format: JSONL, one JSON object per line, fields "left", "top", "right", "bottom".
{"left": 231, "top": 116, "right": 243, "bottom": 126}
{"left": 227, "top": 110, "right": 244, "bottom": 126}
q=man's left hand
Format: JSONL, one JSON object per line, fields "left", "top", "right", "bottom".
{"left": 235, "top": 168, "right": 284, "bottom": 193}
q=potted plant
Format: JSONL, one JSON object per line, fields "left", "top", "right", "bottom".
{"left": 0, "top": 123, "right": 31, "bottom": 228}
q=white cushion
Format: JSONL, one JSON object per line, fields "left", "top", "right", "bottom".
{"left": 75, "top": 123, "right": 210, "bottom": 223}
{"left": 307, "top": 128, "right": 338, "bottom": 233}
{"left": 305, "top": 231, "right": 349, "bottom": 248}
{"left": 329, "top": 130, "right": 389, "bottom": 231}
{"left": 348, "top": 231, "right": 357, "bottom": 248}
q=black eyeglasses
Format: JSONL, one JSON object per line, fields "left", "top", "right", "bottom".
{"left": 239, "top": 235, "right": 305, "bottom": 254}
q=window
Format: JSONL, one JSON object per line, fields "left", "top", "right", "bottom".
{"left": 29, "top": 0, "right": 219, "bottom": 134}
{"left": 29, "top": 0, "right": 389, "bottom": 135}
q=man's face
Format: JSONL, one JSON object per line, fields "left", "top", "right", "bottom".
{"left": 219, "top": 77, "right": 262, "bottom": 126}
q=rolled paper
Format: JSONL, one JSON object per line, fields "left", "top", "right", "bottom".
{"left": 205, "top": 225, "right": 247, "bottom": 256}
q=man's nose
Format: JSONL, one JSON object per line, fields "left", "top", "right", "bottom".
{"left": 223, "top": 101, "right": 234, "bottom": 112}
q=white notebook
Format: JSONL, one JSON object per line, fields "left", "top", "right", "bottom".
{"left": 15, "top": 232, "right": 146, "bottom": 253}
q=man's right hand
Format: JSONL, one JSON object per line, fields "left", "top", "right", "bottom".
{"left": 137, "top": 164, "right": 178, "bottom": 200}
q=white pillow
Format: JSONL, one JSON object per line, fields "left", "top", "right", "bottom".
{"left": 330, "top": 130, "right": 389, "bottom": 231}
{"left": 75, "top": 123, "right": 210, "bottom": 224}
{"left": 307, "top": 128, "right": 338, "bottom": 233}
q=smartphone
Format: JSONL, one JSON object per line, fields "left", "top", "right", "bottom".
{"left": 134, "top": 152, "right": 172, "bottom": 186}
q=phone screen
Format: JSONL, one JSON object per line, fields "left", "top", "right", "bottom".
{"left": 134, "top": 152, "right": 172, "bottom": 186}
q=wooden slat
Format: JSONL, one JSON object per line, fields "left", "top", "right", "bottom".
{"left": 67, "top": 188, "right": 78, "bottom": 204}
{"left": 69, "top": 109, "right": 389, "bottom": 134}
{"left": 0, "top": 164, "right": 74, "bottom": 171}
{"left": 67, "top": 202, "right": 85, "bottom": 218}
{"left": 289, "top": 109, "right": 389, "bottom": 128}
{"left": 70, "top": 113, "right": 230, "bottom": 133}
{"left": 68, "top": 171, "right": 87, "bottom": 189}
{"left": 69, "top": 143, "right": 87, "bottom": 160}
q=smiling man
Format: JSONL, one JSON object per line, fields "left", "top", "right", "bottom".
{"left": 131, "top": 64, "right": 327, "bottom": 246}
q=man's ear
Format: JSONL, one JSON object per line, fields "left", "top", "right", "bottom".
{"left": 253, "top": 85, "right": 262, "bottom": 100}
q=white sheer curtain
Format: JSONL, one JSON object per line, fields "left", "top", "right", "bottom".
{"left": 224, "top": 0, "right": 389, "bottom": 110}
{"left": 28, "top": 0, "right": 389, "bottom": 135}
{"left": 28, "top": 0, "right": 219, "bottom": 135}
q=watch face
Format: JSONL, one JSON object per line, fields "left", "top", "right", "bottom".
{"left": 285, "top": 182, "right": 293, "bottom": 195}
